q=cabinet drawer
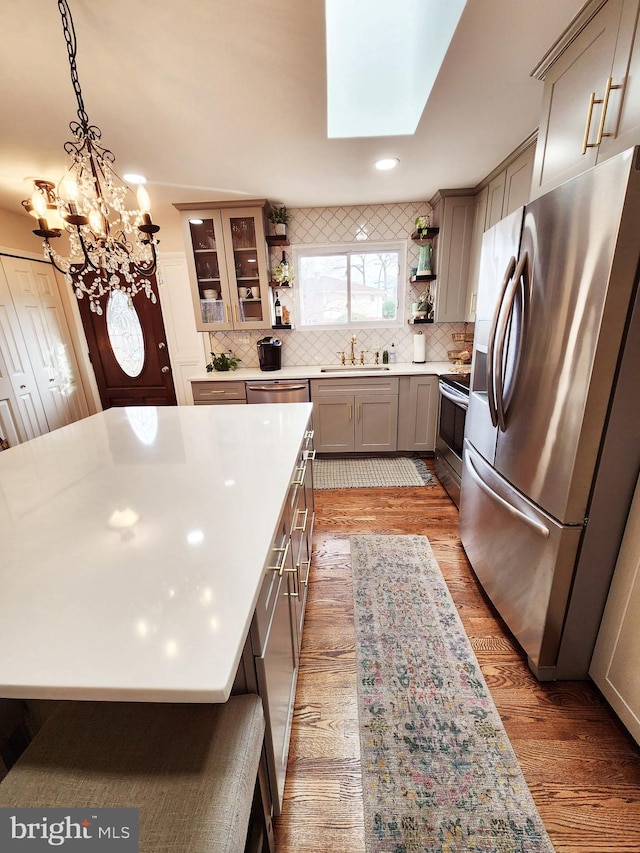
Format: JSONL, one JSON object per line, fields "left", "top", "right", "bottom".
{"left": 250, "top": 512, "right": 291, "bottom": 656}
{"left": 310, "top": 376, "right": 399, "bottom": 396}
{"left": 191, "top": 381, "right": 247, "bottom": 403}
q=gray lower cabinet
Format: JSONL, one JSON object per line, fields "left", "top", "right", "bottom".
{"left": 590, "top": 473, "right": 640, "bottom": 746}
{"left": 311, "top": 376, "right": 399, "bottom": 452}
{"left": 397, "top": 375, "right": 439, "bottom": 452}
{"left": 191, "top": 380, "right": 246, "bottom": 404}
{"left": 238, "top": 424, "right": 315, "bottom": 817}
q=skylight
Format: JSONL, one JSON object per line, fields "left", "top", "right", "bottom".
{"left": 325, "top": 0, "right": 467, "bottom": 138}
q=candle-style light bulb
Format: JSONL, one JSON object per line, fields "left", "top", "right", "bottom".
{"left": 88, "top": 207, "right": 105, "bottom": 236}
{"left": 31, "top": 189, "right": 48, "bottom": 219}
{"left": 136, "top": 184, "right": 151, "bottom": 214}
{"left": 60, "top": 173, "right": 79, "bottom": 202}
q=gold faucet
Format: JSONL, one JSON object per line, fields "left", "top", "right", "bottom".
{"left": 359, "top": 350, "right": 367, "bottom": 365}
{"left": 350, "top": 335, "right": 357, "bottom": 365}
{"left": 336, "top": 350, "right": 345, "bottom": 365}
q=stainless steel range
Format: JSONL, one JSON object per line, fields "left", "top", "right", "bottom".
{"left": 434, "top": 372, "right": 470, "bottom": 507}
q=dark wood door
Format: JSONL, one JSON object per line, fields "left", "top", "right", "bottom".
{"left": 75, "top": 273, "right": 177, "bottom": 409}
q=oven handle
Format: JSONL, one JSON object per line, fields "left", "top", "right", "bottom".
{"left": 438, "top": 381, "right": 469, "bottom": 411}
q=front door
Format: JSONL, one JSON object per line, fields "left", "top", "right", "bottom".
{"left": 75, "top": 273, "right": 177, "bottom": 409}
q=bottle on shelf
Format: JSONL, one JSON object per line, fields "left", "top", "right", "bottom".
{"left": 274, "top": 291, "right": 283, "bottom": 327}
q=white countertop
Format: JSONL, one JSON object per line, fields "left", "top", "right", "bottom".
{"left": 190, "top": 361, "right": 456, "bottom": 382}
{"left": 0, "top": 404, "right": 313, "bottom": 703}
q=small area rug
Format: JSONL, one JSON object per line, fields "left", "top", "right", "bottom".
{"left": 314, "top": 455, "right": 435, "bottom": 489}
{"left": 351, "top": 534, "right": 555, "bottom": 853}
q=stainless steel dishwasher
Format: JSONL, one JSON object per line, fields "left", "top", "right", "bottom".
{"left": 245, "top": 379, "right": 310, "bottom": 404}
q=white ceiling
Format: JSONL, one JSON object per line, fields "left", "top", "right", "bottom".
{"left": 1, "top": 0, "right": 585, "bottom": 247}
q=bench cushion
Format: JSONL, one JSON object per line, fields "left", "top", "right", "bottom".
{"left": 0, "top": 695, "right": 264, "bottom": 853}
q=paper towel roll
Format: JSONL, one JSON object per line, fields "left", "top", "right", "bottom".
{"left": 413, "top": 333, "right": 426, "bottom": 363}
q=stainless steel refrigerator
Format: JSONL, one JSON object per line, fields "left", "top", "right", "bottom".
{"left": 460, "top": 146, "right": 640, "bottom": 680}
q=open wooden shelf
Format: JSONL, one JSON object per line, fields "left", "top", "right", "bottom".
{"left": 266, "top": 235, "right": 290, "bottom": 247}
{"left": 410, "top": 227, "right": 439, "bottom": 242}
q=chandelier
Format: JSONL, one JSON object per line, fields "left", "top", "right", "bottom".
{"left": 21, "top": 0, "right": 160, "bottom": 315}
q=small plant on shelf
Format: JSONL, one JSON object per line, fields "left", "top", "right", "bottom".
{"left": 414, "top": 214, "right": 431, "bottom": 238}
{"left": 206, "top": 351, "right": 241, "bottom": 372}
{"left": 268, "top": 205, "right": 291, "bottom": 236}
{"left": 268, "top": 205, "right": 291, "bottom": 226}
{"left": 272, "top": 253, "right": 295, "bottom": 286}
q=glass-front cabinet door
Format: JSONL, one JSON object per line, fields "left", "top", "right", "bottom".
{"left": 178, "top": 202, "right": 271, "bottom": 331}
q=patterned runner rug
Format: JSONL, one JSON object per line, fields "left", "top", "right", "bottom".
{"left": 351, "top": 534, "right": 555, "bottom": 853}
{"left": 314, "top": 455, "right": 435, "bottom": 489}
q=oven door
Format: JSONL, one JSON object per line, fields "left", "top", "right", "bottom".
{"left": 435, "top": 379, "right": 468, "bottom": 506}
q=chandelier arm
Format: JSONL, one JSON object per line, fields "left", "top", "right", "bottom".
{"left": 74, "top": 229, "right": 104, "bottom": 276}
{"left": 130, "top": 242, "right": 159, "bottom": 278}
{"left": 43, "top": 244, "right": 71, "bottom": 276}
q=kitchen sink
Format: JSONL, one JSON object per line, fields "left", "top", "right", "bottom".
{"left": 320, "top": 365, "right": 391, "bottom": 372}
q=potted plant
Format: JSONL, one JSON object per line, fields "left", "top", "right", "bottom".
{"left": 268, "top": 205, "right": 291, "bottom": 236}
{"left": 272, "top": 252, "right": 295, "bottom": 287}
{"left": 206, "top": 351, "right": 241, "bottom": 372}
{"left": 414, "top": 214, "right": 431, "bottom": 239}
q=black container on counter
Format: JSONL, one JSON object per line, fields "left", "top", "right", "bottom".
{"left": 257, "top": 337, "right": 282, "bottom": 371}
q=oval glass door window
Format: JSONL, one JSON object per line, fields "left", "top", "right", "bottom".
{"left": 106, "top": 290, "right": 145, "bottom": 377}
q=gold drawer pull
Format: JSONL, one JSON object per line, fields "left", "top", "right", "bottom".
{"left": 267, "top": 540, "right": 290, "bottom": 577}
{"left": 304, "top": 449, "right": 316, "bottom": 461}
{"left": 292, "top": 464, "right": 306, "bottom": 486}
{"left": 595, "top": 75, "right": 622, "bottom": 145}
{"left": 582, "top": 77, "right": 623, "bottom": 154}
{"left": 294, "top": 508, "right": 309, "bottom": 532}
{"left": 582, "top": 91, "right": 597, "bottom": 154}
{"left": 300, "top": 558, "right": 311, "bottom": 587}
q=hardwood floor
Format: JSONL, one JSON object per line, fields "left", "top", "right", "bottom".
{"left": 274, "top": 462, "right": 640, "bottom": 853}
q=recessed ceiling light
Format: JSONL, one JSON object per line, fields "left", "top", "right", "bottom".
{"left": 374, "top": 158, "right": 399, "bottom": 171}
{"left": 123, "top": 173, "right": 146, "bottom": 185}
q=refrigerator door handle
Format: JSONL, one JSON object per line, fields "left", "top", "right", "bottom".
{"left": 465, "top": 449, "right": 550, "bottom": 539}
{"left": 486, "top": 256, "right": 517, "bottom": 428}
{"left": 494, "top": 251, "right": 529, "bottom": 431}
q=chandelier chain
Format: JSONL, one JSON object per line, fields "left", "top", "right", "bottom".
{"left": 57, "top": 0, "right": 88, "bottom": 128}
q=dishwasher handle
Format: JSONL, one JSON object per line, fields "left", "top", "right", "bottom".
{"left": 248, "top": 383, "right": 308, "bottom": 392}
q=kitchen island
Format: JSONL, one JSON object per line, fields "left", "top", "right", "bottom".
{"left": 0, "top": 403, "right": 313, "bottom": 704}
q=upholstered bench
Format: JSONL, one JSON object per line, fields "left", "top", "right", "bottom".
{"left": 0, "top": 694, "right": 274, "bottom": 853}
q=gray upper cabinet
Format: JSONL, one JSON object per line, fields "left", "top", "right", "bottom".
{"left": 429, "top": 192, "right": 476, "bottom": 323}
{"left": 464, "top": 142, "right": 535, "bottom": 321}
{"left": 531, "top": 0, "right": 640, "bottom": 199}
{"left": 485, "top": 172, "right": 507, "bottom": 231}
{"left": 175, "top": 200, "right": 272, "bottom": 332}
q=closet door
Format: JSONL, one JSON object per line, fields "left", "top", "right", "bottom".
{"left": 0, "top": 262, "right": 49, "bottom": 443}
{"left": 1, "top": 258, "right": 88, "bottom": 432}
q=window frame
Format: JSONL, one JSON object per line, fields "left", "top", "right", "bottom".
{"left": 292, "top": 240, "right": 407, "bottom": 330}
